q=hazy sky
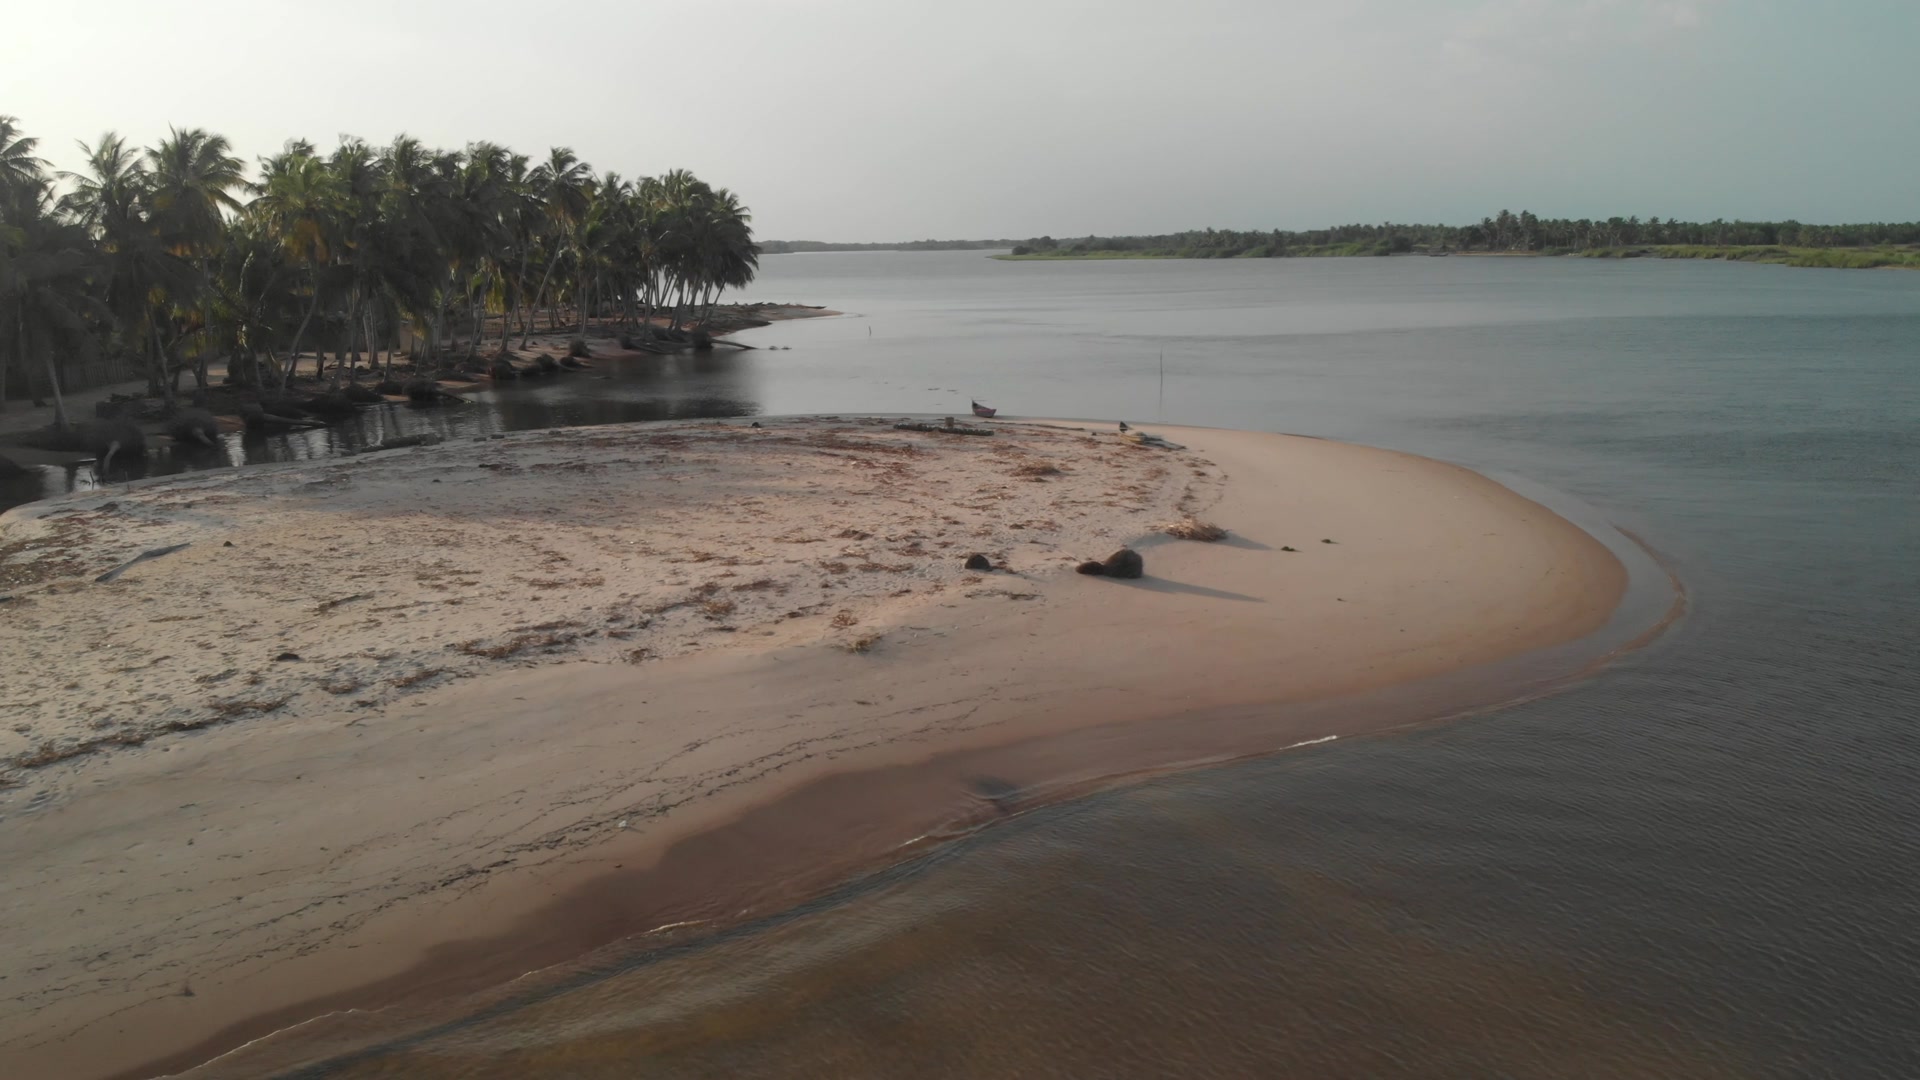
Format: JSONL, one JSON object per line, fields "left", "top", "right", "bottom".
{"left": 5, "top": 1, "right": 1914, "bottom": 241}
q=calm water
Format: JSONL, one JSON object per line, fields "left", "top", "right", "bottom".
{"left": 155, "top": 254, "right": 1920, "bottom": 1078}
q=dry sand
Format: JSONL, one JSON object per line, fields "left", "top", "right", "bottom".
{"left": 0, "top": 418, "right": 1628, "bottom": 1079}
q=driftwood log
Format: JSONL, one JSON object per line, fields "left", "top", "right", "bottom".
{"left": 96, "top": 542, "right": 192, "bottom": 583}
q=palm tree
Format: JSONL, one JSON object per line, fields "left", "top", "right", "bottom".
{"left": 377, "top": 135, "right": 454, "bottom": 364}
{"left": 62, "top": 133, "right": 195, "bottom": 399}
{"left": 0, "top": 116, "right": 48, "bottom": 196}
{"left": 251, "top": 142, "right": 342, "bottom": 386}
{"left": 148, "top": 128, "right": 247, "bottom": 391}
{"left": 693, "top": 187, "right": 757, "bottom": 327}
{"left": 1, "top": 177, "right": 106, "bottom": 426}
{"left": 522, "top": 147, "right": 591, "bottom": 344}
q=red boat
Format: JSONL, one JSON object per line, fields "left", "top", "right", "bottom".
{"left": 971, "top": 400, "right": 997, "bottom": 418}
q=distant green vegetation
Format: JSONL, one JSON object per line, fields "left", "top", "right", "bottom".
{"left": 1576, "top": 245, "right": 1920, "bottom": 269}
{"left": 990, "top": 213, "right": 1920, "bottom": 268}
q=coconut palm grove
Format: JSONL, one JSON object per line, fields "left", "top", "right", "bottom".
{"left": 0, "top": 115, "right": 758, "bottom": 422}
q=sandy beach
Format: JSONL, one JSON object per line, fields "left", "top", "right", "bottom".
{"left": 0, "top": 417, "right": 1629, "bottom": 1079}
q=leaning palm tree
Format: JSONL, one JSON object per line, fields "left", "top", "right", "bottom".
{"left": 250, "top": 142, "right": 342, "bottom": 386}
{"left": 521, "top": 147, "right": 591, "bottom": 344}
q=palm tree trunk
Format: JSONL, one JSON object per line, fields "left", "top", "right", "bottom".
{"left": 523, "top": 260, "right": 559, "bottom": 348}
{"left": 32, "top": 324, "right": 71, "bottom": 429}
{"left": 364, "top": 306, "right": 378, "bottom": 383}
{"left": 42, "top": 356, "right": 69, "bottom": 429}
{"left": 283, "top": 271, "right": 325, "bottom": 390}
{"left": 465, "top": 271, "right": 489, "bottom": 361}
{"left": 148, "top": 311, "right": 175, "bottom": 407}
{"left": 342, "top": 291, "right": 362, "bottom": 378}
{"left": 511, "top": 249, "right": 533, "bottom": 345}
{"left": 196, "top": 263, "right": 214, "bottom": 392}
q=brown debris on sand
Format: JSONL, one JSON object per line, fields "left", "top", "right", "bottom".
{"left": 1161, "top": 516, "right": 1227, "bottom": 542}
{"left": 0, "top": 417, "right": 1216, "bottom": 778}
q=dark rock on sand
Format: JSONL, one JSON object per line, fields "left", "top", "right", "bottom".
{"left": 342, "top": 382, "right": 384, "bottom": 404}
{"left": 301, "top": 390, "right": 358, "bottom": 418}
{"left": 241, "top": 404, "right": 323, "bottom": 432}
{"left": 1100, "top": 548, "right": 1144, "bottom": 579}
{"left": 374, "top": 378, "right": 406, "bottom": 396}
{"left": 490, "top": 360, "right": 520, "bottom": 381}
{"left": 259, "top": 394, "right": 310, "bottom": 418}
{"left": 86, "top": 419, "right": 147, "bottom": 474}
{"left": 403, "top": 378, "right": 444, "bottom": 403}
{"left": 164, "top": 409, "right": 221, "bottom": 449}
{"left": 1075, "top": 560, "right": 1106, "bottom": 576}
{"left": 963, "top": 553, "right": 993, "bottom": 571}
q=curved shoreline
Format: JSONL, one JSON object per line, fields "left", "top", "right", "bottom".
{"left": 0, "top": 421, "right": 1652, "bottom": 1079}
{"left": 201, "top": 542, "right": 1688, "bottom": 1079}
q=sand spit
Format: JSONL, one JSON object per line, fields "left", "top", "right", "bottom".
{"left": 0, "top": 419, "right": 1626, "bottom": 1079}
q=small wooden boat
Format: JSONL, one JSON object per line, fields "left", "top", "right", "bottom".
{"left": 971, "top": 400, "right": 997, "bottom": 418}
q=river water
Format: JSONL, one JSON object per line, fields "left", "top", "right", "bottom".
{"left": 118, "top": 253, "right": 1920, "bottom": 1077}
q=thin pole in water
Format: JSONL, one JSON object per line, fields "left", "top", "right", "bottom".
{"left": 1158, "top": 351, "right": 1165, "bottom": 420}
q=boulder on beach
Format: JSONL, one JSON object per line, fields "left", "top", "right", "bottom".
{"left": 302, "top": 390, "right": 358, "bottom": 418}
{"left": 85, "top": 419, "right": 146, "bottom": 474}
{"left": 374, "top": 379, "right": 406, "bottom": 396}
{"left": 164, "top": 409, "right": 221, "bottom": 449}
{"left": 240, "top": 404, "right": 323, "bottom": 432}
{"left": 963, "top": 553, "right": 992, "bottom": 571}
{"left": 258, "top": 394, "right": 310, "bottom": 418}
{"left": 1102, "top": 548, "right": 1144, "bottom": 578}
{"left": 1077, "top": 548, "right": 1144, "bottom": 579}
{"left": 489, "top": 360, "right": 519, "bottom": 381}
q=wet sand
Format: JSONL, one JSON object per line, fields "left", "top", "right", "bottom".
{"left": 0, "top": 419, "right": 1627, "bottom": 1079}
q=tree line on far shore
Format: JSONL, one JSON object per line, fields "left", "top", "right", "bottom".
{"left": 758, "top": 238, "right": 1019, "bottom": 254}
{"left": 0, "top": 115, "right": 758, "bottom": 422}
{"left": 1007, "top": 212, "right": 1920, "bottom": 265}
